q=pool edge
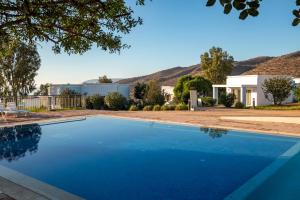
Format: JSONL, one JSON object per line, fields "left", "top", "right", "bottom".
{"left": 0, "top": 165, "right": 84, "bottom": 200}
{"left": 224, "top": 141, "right": 300, "bottom": 200}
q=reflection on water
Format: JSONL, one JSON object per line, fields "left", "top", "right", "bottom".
{"left": 0, "top": 124, "right": 42, "bottom": 162}
{"left": 200, "top": 127, "right": 228, "bottom": 139}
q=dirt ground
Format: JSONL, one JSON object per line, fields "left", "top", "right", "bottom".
{"left": 1, "top": 108, "right": 300, "bottom": 136}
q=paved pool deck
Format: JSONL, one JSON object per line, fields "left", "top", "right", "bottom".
{"left": 1, "top": 108, "right": 300, "bottom": 136}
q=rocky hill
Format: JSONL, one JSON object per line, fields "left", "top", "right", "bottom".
{"left": 118, "top": 51, "right": 300, "bottom": 86}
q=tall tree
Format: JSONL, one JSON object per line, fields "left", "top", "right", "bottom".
{"left": 144, "top": 80, "right": 165, "bottom": 105}
{"left": 34, "top": 83, "right": 50, "bottom": 96}
{"left": 0, "top": 40, "right": 40, "bottom": 102}
{"left": 200, "top": 47, "right": 234, "bottom": 84}
{"left": 98, "top": 75, "right": 113, "bottom": 83}
{"left": 133, "top": 82, "right": 148, "bottom": 100}
{"left": 0, "top": 0, "right": 146, "bottom": 54}
{"left": 206, "top": 0, "right": 300, "bottom": 26}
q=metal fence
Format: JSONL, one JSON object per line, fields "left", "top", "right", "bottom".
{"left": 0, "top": 95, "right": 84, "bottom": 111}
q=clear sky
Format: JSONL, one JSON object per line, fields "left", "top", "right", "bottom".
{"left": 36, "top": 0, "right": 300, "bottom": 85}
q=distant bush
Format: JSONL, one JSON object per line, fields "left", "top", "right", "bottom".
{"left": 129, "top": 105, "right": 139, "bottom": 111}
{"left": 295, "top": 87, "right": 300, "bottom": 102}
{"left": 153, "top": 105, "right": 161, "bottom": 111}
{"left": 143, "top": 105, "right": 153, "bottom": 111}
{"left": 220, "top": 93, "right": 235, "bottom": 108}
{"left": 175, "top": 103, "right": 188, "bottom": 111}
{"left": 201, "top": 97, "right": 217, "bottom": 107}
{"left": 234, "top": 102, "right": 245, "bottom": 109}
{"left": 161, "top": 105, "right": 176, "bottom": 111}
{"left": 104, "top": 92, "right": 128, "bottom": 110}
{"left": 86, "top": 94, "right": 104, "bottom": 110}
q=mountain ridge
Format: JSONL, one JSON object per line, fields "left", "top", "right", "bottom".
{"left": 117, "top": 51, "right": 300, "bottom": 86}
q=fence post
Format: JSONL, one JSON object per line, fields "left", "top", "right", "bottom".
{"left": 47, "top": 96, "right": 52, "bottom": 111}
{"left": 81, "top": 95, "right": 86, "bottom": 109}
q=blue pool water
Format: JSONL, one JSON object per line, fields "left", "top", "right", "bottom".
{"left": 0, "top": 116, "right": 299, "bottom": 200}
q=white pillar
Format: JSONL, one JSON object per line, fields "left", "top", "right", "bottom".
{"left": 190, "top": 90, "right": 198, "bottom": 110}
{"left": 213, "top": 86, "right": 218, "bottom": 104}
{"left": 240, "top": 86, "right": 246, "bottom": 105}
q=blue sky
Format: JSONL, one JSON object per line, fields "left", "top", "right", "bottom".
{"left": 36, "top": 0, "right": 300, "bottom": 85}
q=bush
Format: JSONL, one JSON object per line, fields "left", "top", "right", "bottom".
{"left": 295, "top": 87, "right": 300, "bottom": 102}
{"left": 161, "top": 105, "right": 176, "bottom": 111}
{"left": 262, "top": 76, "right": 295, "bottom": 105}
{"left": 201, "top": 97, "right": 217, "bottom": 107}
{"left": 234, "top": 102, "right": 245, "bottom": 109}
{"left": 129, "top": 105, "right": 139, "bottom": 111}
{"left": 86, "top": 94, "right": 104, "bottom": 109}
{"left": 220, "top": 93, "right": 235, "bottom": 108}
{"left": 104, "top": 92, "right": 128, "bottom": 110}
{"left": 175, "top": 103, "right": 188, "bottom": 110}
{"left": 143, "top": 105, "right": 153, "bottom": 111}
{"left": 153, "top": 105, "right": 161, "bottom": 111}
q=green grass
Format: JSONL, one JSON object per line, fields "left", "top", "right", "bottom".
{"left": 26, "top": 107, "right": 84, "bottom": 113}
{"left": 255, "top": 103, "right": 300, "bottom": 110}
{"left": 26, "top": 107, "right": 48, "bottom": 112}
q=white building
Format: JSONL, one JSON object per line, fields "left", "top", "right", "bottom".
{"left": 161, "top": 86, "right": 175, "bottom": 102}
{"left": 213, "top": 75, "right": 300, "bottom": 106}
{"left": 48, "top": 83, "right": 130, "bottom": 99}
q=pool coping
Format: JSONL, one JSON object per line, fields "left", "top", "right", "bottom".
{"left": 224, "top": 141, "right": 300, "bottom": 199}
{"left": 93, "top": 114, "right": 300, "bottom": 139}
{"left": 0, "top": 165, "right": 84, "bottom": 200}
{"left": 0, "top": 114, "right": 299, "bottom": 137}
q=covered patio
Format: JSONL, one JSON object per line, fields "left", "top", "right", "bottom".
{"left": 212, "top": 84, "right": 257, "bottom": 107}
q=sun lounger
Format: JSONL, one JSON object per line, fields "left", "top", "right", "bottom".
{"left": 0, "top": 103, "right": 6, "bottom": 121}
{"left": 4, "top": 102, "right": 30, "bottom": 117}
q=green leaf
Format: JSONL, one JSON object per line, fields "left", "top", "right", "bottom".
{"left": 292, "top": 18, "right": 300, "bottom": 26}
{"left": 224, "top": 4, "right": 233, "bottom": 14}
{"left": 220, "top": 0, "right": 231, "bottom": 6}
{"left": 293, "top": 10, "right": 300, "bottom": 17}
{"left": 247, "top": 1, "right": 260, "bottom": 9}
{"left": 248, "top": 8, "right": 259, "bottom": 17}
{"left": 297, "top": 0, "right": 300, "bottom": 6}
{"left": 206, "top": 0, "right": 216, "bottom": 6}
{"left": 239, "top": 10, "right": 248, "bottom": 20}
{"left": 233, "top": 2, "right": 246, "bottom": 10}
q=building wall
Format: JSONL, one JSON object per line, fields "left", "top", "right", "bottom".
{"left": 226, "top": 75, "right": 258, "bottom": 87}
{"left": 49, "top": 83, "right": 130, "bottom": 99}
{"left": 161, "top": 86, "right": 175, "bottom": 102}
{"left": 224, "top": 75, "right": 298, "bottom": 106}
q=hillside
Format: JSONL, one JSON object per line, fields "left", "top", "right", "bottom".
{"left": 118, "top": 51, "right": 300, "bottom": 86}
{"left": 243, "top": 51, "right": 300, "bottom": 77}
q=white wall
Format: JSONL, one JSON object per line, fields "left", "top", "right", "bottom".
{"left": 49, "top": 83, "right": 130, "bottom": 99}
{"left": 161, "top": 86, "right": 175, "bottom": 101}
{"left": 224, "top": 75, "right": 297, "bottom": 106}
{"left": 226, "top": 75, "right": 258, "bottom": 87}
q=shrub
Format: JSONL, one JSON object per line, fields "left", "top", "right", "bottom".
{"left": 175, "top": 103, "right": 188, "bottom": 110}
{"left": 129, "top": 105, "right": 139, "bottom": 111}
{"left": 104, "top": 92, "right": 128, "bottom": 110}
{"left": 86, "top": 94, "right": 104, "bottom": 109}
{"left": 220, "top": 93, "right": 235, "bottom": 108}
{"left": 234, "top": 102, "right": 245, "bottom": 109}
{"left": 262, "top": 76, "right": 296, "bottom": 105}
{"left": 143, "top": 105, "right": 153, "bottom": 111}
{"left": 295, "top": 87, "right": 300, "bottom": 102}
{"left": 201, "top": 97, "right": 217, "bottom": 107}
{"left": 153, "top": 105, "right": 161, "bottom": 111}
{"left": 144, "top": 81, "right": 165, "bottom": 105}
{"left": 161, "top": 105, "right": 176, "bottom": 111}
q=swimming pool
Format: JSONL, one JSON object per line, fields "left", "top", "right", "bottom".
{"left": 0, "top": 116, "right": 299, "bottom": 200}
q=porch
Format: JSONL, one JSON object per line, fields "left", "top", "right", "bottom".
{"left": 212, "top": 84, "right": 257, "bottom": 107}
